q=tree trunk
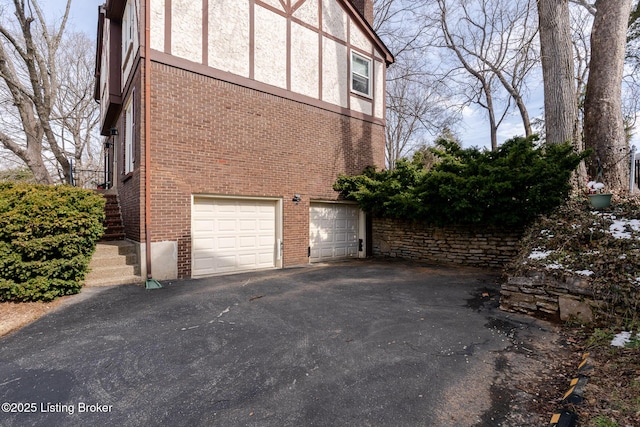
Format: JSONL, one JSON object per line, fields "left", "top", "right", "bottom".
{"left": 583, "top": 0, "right": 633, "bottom": 191}
{"left": 537, "top": 0, "right": 577, "bottom": 145}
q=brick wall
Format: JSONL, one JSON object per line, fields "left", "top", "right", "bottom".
{"left": 149, "top": 62, "right": 385, "bottom": 277}
{"left": 372, "top": 218, "right": 522, "bottom": 268}
{"left": 351, "top": 0, "right": 374, "bottom": 25}
{"left": 114, "top": 64, "right": 144, "bottom": 243}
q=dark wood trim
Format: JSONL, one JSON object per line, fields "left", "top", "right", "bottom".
{"left": 292, "top": 0, "right": 306, "bottom": 13}
{"left": 94, "top": 6, "right": 106, "bottom": 100}
{"left": 106, "top": 0, "right": 126, "bottom": 20}
{"left": 249, "top": 0, "right": 255, "bottom": 80}
{"left": 255, "top": 1, "right": 286, "bottom": 16}
{"left": 165, "top": 0, "right": 172, "bottom": 54}
{"left": 202, "top": 0, "right": 209, "bottom": 66}
{"left": 286, "top": 9, "right": 291, "bottom": 91}
{"left": 381, "top": 58, "right": 387, "bottom": 119}
{"left": 318, "top": 0, "right": 323, "bottom": 101}
{"left": 151, "top": 50, "right": 385, "bottom": 126}
{"left": 346, "top": 20, "right": 351, "bottom": 110}
{"left": 339, "top": 0, "right": 393, "bottom": 64}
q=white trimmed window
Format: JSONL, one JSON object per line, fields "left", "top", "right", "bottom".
{"left": 124, "top": 93, "right": 135, "bottom": 174}
{"left": 122, "top": 0, "right": 135, "bottom": 75}
{"left": 351, "top": 52, "right": 372, "bottom": 97}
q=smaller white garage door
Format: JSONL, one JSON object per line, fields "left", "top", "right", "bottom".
{"left": 192, "top": 198, "right": 277, "bottom": 277}
{"left": 309, "top": 203, "right": 360, "bottom": 262}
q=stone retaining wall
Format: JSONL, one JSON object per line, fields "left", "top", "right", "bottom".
{"left": 500, "top": 271, "right": 596, "bottom": 323}
{"left": 372, "top": 218, "right": 522, "bottom": 268}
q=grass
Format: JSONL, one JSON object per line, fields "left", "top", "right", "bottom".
{"left": 591, "top": 416, "right": 618, "bottom": 427}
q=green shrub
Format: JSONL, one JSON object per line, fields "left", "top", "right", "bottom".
{"left": 334, "top": 135, "right": 589, "bottom": 227}
{"left": 0, "top": 183, "right": 105, "bottom": 302}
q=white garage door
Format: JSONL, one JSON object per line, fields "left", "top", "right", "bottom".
{"left": 309, "top": 203, "right": 359, "bottom": 262}
{"left": 192, "top": 198, "right": 277, "bottom": 277}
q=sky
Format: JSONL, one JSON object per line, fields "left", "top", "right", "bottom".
{"left": 43, "top": 0, "right": 101, "bottom": 37}
{"left": 44, "top": 0, "right": 639, "bottom": 152}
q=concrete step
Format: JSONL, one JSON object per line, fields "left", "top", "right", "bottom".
{"left": 84, "top": 274, "right": 143, "bottom": 287}
{"left": 90, "top": 252, "right": 137, "bottom": 267}
{"left": 86, "top": 242, "right": 141, "bottom": 286}
{"left": 93, "top": 241, "right": 136, "bottom": 256}
{"left": 86, "top": 264, "right": 138, "bottom": 281}
{"left": 100, "top": 234, "right": 125, "bottom": 242}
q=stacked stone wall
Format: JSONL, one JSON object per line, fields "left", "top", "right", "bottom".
{"left": 501, "top": 272, "right": 597, "bottom": 323}
{"left": 372, "top": 218, "right": 522, "bottom": 268}
{"left": 372, "top": 217, "right": 597, "bottom": 322}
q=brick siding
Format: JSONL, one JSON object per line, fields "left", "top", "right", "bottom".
{"left": 114, "top": 64, "right": 144, "bottom": 243}
{"left": 143, "top": 61, "right": 384, "bottom": 277}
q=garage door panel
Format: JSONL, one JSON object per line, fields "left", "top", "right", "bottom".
{"left": 217, "top": 236, "right": 237, "bottom": 249}
{"left": 310, "top": 203, "right": 359, "bottom": 262}
{"left": 335, "top": 233, "right": 348, "bottom": 243}
{"left": 193, "top": 237, "right": 214, "bottom": 251}
{"left": 237, "top": 253, "right": 258, "bottom": 265}
{"left": 259, "top": 219, "right": 274, "bottom": 230}
{"left": 193, "top": 198, "right": 277, "bottom": 277}
{"left": 239, "top": 219, "right": 257, "bottom": 230}
{"left": 238, "top": 236, "right": 258, "bottom": 248}
{"left": 320, "top": 248, "right": 334, "bottom": 257}
{"left": 217, "top": 219, "right": 237, "bottom": 232}
{"left": 193, "top": 219, "right": 213, "bottom": 232}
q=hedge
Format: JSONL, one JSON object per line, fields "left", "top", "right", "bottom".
{"left": 0, "top": 183, "right": 105, "bottom": 302}
{"left": 334, "top": 135, "right": 589, "bottom": 227}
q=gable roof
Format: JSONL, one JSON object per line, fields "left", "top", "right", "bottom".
{"left": 342, "top": 0, "right": 394, "bottom": 65}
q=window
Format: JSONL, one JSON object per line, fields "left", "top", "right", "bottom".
{"left": 351, "top": 52, "right": 371, "bottom": 97}
{"left": 124, "top": 92, "right": 135, "bottom": 174}
{"left": 123, "top": 0, "right": 134, "bottom": 49}
{"left": 122, "top": 0, "right": 135, "bottom": 71}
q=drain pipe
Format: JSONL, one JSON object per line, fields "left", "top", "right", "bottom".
{"left": 144, "top": 0, "right": 161, "bottom": 289}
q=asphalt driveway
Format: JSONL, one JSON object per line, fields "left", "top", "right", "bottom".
{"left": 0, "top": 260, "right": 555, "bottom": 427}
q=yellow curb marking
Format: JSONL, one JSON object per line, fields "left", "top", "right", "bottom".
{"left": 563, "top": 386, "right": 576, "bottom": 400}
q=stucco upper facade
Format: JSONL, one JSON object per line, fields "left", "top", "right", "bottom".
{"left": 96, "top": 0, "right": 392, "bottom": 134}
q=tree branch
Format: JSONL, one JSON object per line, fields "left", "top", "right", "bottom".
{"left": 569, "top": 0, "right": 597, "bottom": 16}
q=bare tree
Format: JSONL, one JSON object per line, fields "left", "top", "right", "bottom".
{"left": 374, "top": 0, "right": 458, "bottom": 167}
{"left": 583, "top": 0, "right": 634, "bottom": 190}
{"left": 385, "top": 61, "right": 455, "bottom": 168}
{"left": 433, "top": 0, "right": 538, "bottom": 150}
{"left": 0, "top": 0, "right": 72, "bottom": 184}
{"left": 52, "top": 32, "right": 102, "bottom": 187}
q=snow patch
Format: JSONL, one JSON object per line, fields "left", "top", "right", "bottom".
{"left": 529, "top": 250, "right": 552, "bottom": 260}
{"left": 608, "top": 218, "right": 640, "bottom": 239}
{"left": 575, "top": 270, "right": 594, "bottom": 276}
{"left": 611, "top": 331, "right": 637, "bottom": 347}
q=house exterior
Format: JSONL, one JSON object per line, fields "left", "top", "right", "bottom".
{"left": 94, "top": 0, "right": 393, "bottom": 280}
